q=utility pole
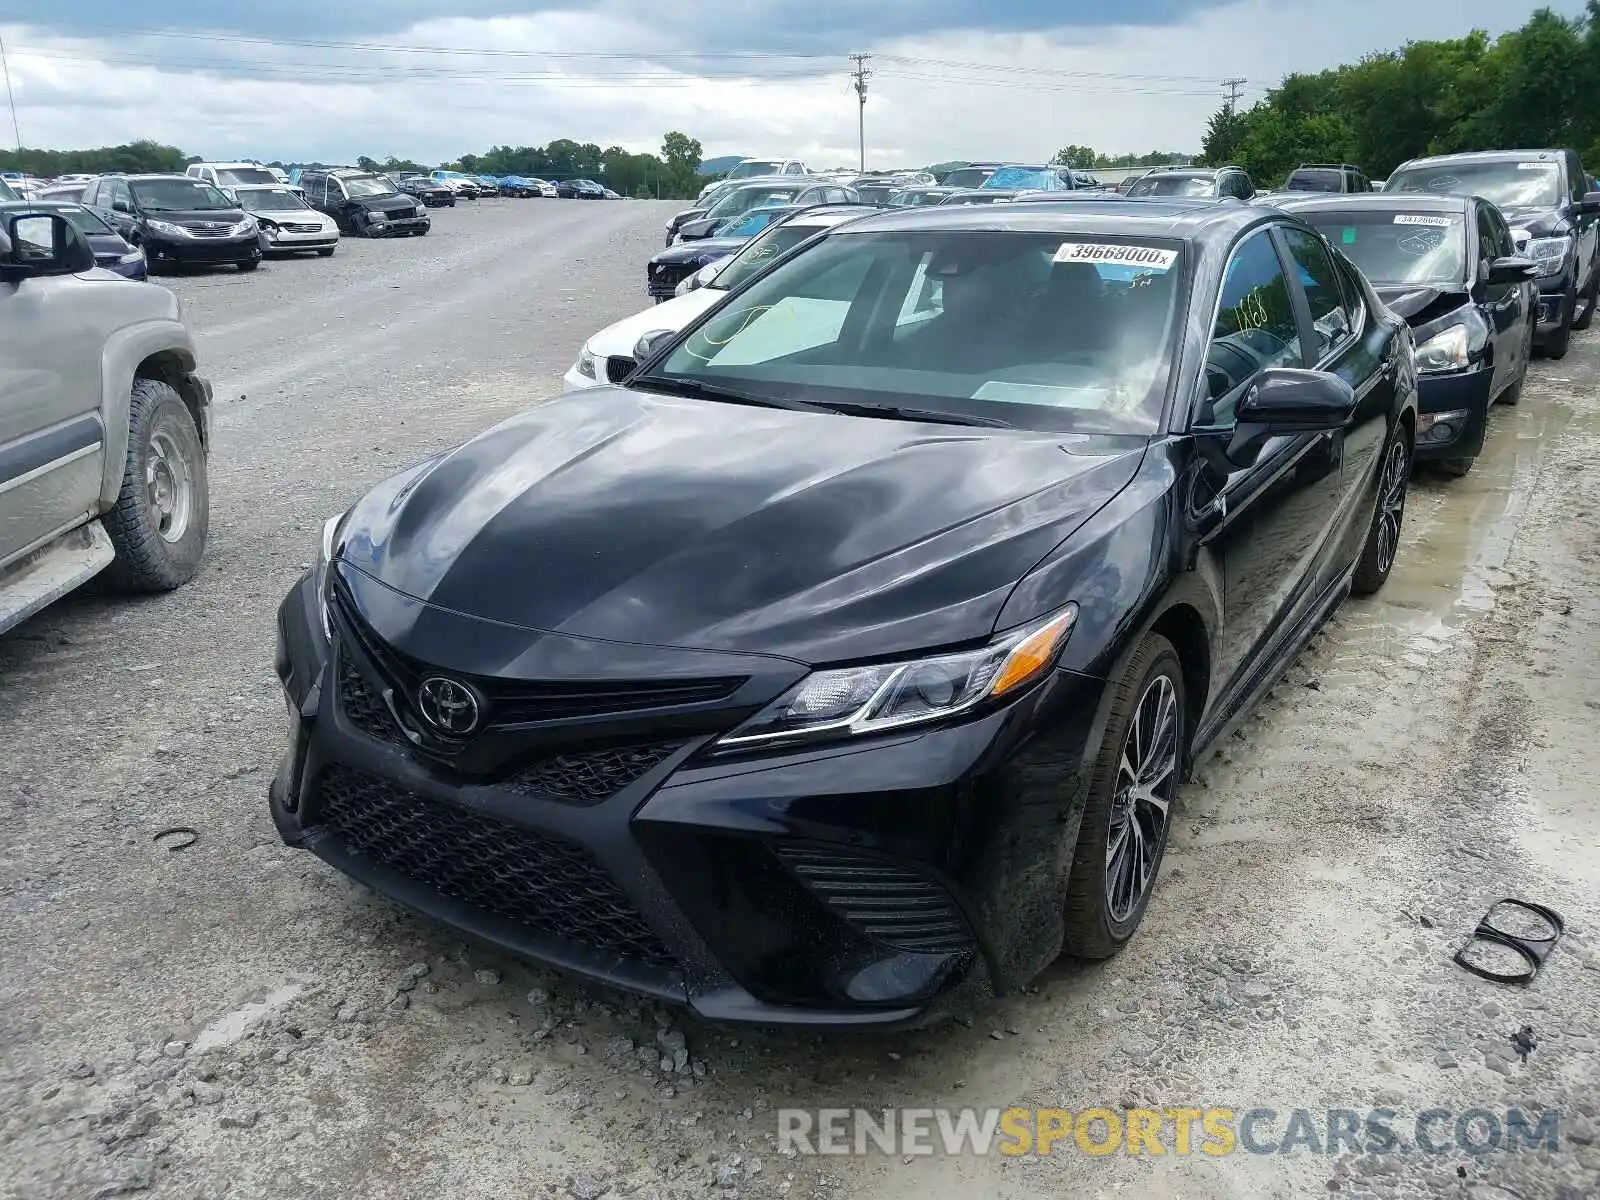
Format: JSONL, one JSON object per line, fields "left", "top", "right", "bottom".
{"left": 1221, "top": 76, "right": 1246, "bottom": 115}
{"left": 849, "top": 53, "right": 872, "bottom": 173}
{"left": 0, "top": 32, "right": 21, "bottom": 152}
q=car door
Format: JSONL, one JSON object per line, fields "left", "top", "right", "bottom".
{"left": 1474, "top": 201, "right": 1521, "bottom": 399}
{"left": 1568, "top": 152, "right": 1600, "bottom": 293}
{"left": 0, "top": 214, "right": 103, "bottom": 565}
{"left": 1488, "top": 203, "right": 1536, "bottom": 379}
{"left": 1277, "top": 224, "right": 1393, "bottom": 589}
{"left": 102, "top": 179, "right": 136, "bottom": 237}
{"left": 1191, "top": 223, "right": 1347, "bottom": 704}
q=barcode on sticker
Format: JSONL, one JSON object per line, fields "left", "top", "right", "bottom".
{"left": 1518, "top": 162, "right": 1559, "bottom": 170}
{"left": 1394, "top": 214, "right": 1454, "bottom": 227}
{"left": 1053, "top": 242, "right": 1177, "bottom": 270}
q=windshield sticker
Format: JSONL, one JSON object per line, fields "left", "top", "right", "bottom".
{"left": 1398, "top": 230, "right": 1446, "bottom": 256}
{"left": 1053, "top": 242, "right": 1176, "bottom": 270}
{"left": 1341, "top": 227, "right": 1358, "bottom": 244}
{"left": 1518, "top": 162, "right": 1559, "bottom": 170}
{"left": 1394, "top": 214, "right": 1454, "bottom": 227}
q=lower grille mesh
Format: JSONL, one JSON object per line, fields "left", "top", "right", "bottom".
{"left": 313, "top": 765, "right": 677, "bottom": 969}
{"left": 506, "top": 741, "right": 683, "bottom": 805}
{"left": 776, "top": 847, "right": 972, "bottom": 954}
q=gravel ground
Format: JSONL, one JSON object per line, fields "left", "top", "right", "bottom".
{"left": 2, "top": 198, "right": 1597, "bottom": 1200}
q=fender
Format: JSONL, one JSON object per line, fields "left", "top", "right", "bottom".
{"left": 96, "top": 318, "right": 201, "bottom": 509}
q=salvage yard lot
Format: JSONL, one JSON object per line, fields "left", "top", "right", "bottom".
{"left": 2, "top": 199, "right": 1598, "bottom": 1199}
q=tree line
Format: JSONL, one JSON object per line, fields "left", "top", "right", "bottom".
{"left": 1201, "top": 3, "right": 1600, "bottom": 184}
{"left": 0, "top": 132, "right": 709, "bottom": 199}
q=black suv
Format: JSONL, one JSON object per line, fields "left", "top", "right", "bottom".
{"left": 297, "top": 168, "right": 431, "bottom": 237}
{"left": 1385, "top": 149, "right": 1600, "bottom": 358}
{"left": 397, "top": 175, "right": 456, "bottom": 208}
{"left": 1283, "top": 164, "right": 1374, "bottom": 193}
{"left": 83, "top": 174, "right": 262, "bottom": 273}
{"left": 1126, "top": 166, "right": 1255, "bottom": 200}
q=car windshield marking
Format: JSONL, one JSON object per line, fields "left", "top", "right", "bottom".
{"left": 1296, "top": 211, "right": 1466, "bottom": 286}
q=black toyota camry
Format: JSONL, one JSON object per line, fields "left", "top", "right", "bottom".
{"left": 271, "top": 200, "right": 1418, "bottom": 1028}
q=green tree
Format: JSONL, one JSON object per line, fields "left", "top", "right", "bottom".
{"left": 660, "top": 131, "right": 703, "bottom": 197}
{"left": 1052, "top": 144, "right": 1098, "bottom": 168}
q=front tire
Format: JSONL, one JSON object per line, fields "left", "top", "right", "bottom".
{"left": 1062, "top": 633, "right": 1184, "bottom": 959}
{"left": 1542, "top": 284, "right": 1574, "bottom": 359}
{"left": 1572, "top": 271, "right": 1597, "bottom": 331}
{"left": 1352, "top": 434, "right": 1409, "bottom": 595}
{"left": 236, "top": 258, "right": 260, "bottom": 272}
{"left": 102, "top": 379, "right": 209, "bottom": 593}
{"left": 1436, "top": 456, "right": 1474, "bottom": 477}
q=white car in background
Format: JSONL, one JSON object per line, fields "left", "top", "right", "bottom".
{"left": 564, "top": 204, "right": 876, "bottom": 390}
{"left": 187, "top": 162, "right": 299, "bottom": 197}
{"left": 233, "top": 185, "right": 340, "bottom": 256}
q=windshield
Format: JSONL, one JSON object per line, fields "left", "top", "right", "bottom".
{"left": 130, "top": 179, "right": 235, "bottom": 211}
{"left": 1285, "top": 169, "right": 1344, "bottom": 193}
{"left": 719, "top": 207, "right": 791, "bottom": 238}
{"left": 983, "top": 167, "right": 1064, "bottom": 191}
{"left": 241, "top": 188, "right": 310, "bottom": 211}
{"left": 643, "top": 229, "right": 1183, "bottom": 434}
{"left": 706, "top": 186, "right": 801, "bottom": 218}
{"left": 343, "top": 175, "right": 399, "bottom": 198}
{"left": 709, "top": 221, "right": 837, "bottom": 290}
{"left": 1295, "top": 210, "right": 1467, "bottom": 286}
{"left": 1127, "top": 174, "right": 1216, "bottom": 198}
{"left": 854, "top": 185, "right": 899, "bottom": 205}
{"left": 941, "top": 167, "right": 994, "bottom": 188}
{"left": 58, "top": 205, "right": 113, "bottom": 235}
{"left": 217, "top": 168, "right": 279, "bottom": 186}
{"left": 945, "top": 192, "right": 1006, "bottom": 205}
{"left": 730, "top": 161, "right": 783, "bottom": 178}
{"left": 1387, "top": 161, "right": 1563, "bottom": 209}
{"left": 892, "top": 190, "right": 949, "bottom": 207}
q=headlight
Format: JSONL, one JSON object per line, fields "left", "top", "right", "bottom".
{"left": 1413, "top": 324, "right": 1469, "bottom": 373}
{"left": 146, "top": 219, "right": 190, "bottom": 238}
{"left": 368, "top": 210, "right": 388, "bottom": 222}
{"left": 118, "top": 247, "right": 145, "bottom": 264}
{"left": 1526, "top": 234, "right": 1571, "bottom": 278}
{"left": 229, "top": 217, "right": 257, "bottom": 237}
{"left": 314, "top": 512, "right": 348, "bottom": 641}
{"left": 716, "top": 606, "right": 1078, "bottom": 750}
{"left": 575, "top": 344, "right": 598, "bottom": 380}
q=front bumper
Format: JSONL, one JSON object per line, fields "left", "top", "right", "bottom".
{"left": 361, "top": 214, "right": 430, "bottom": 237}
{"left": 1414, "top": 364, "right": 1494, "bottom": 461}
{"left": 269, "top": 570, "right": 1107, "bottom": 1027}
{"left": 1534, "top": 267, "right": 1575, "bottom": 339}
{"left": 648, "top": 262, "right": 698, "bottom": 301}
{"left": 144, "top": 234, "right": 261, "bottom": 265}
{"left": 263, "top": 228, "right": 339, "bottom": 252}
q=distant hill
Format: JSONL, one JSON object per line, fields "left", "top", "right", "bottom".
{"left": 698, "top": 155, "right": 742, "bottom": 176}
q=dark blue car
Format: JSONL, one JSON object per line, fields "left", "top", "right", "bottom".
{"left": 0, "top": 200, "right": 146, "bottom": 279}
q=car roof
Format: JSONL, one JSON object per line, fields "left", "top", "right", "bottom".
{"left": 828, "top": 198, "right": 1266, "bottom": 243}
{"left": 1394, "top": 149, "right": 1564, "bottom": 169}
{"left": 1143, "top": 168, "right": 1218, "bottom": 177}
{"left": 119, "top": 174, "right": 200, "bottom": 182}
{"left": 1268, "top": 192, "right": 1469, "bottom": 214}
{"left": 783, "top": 203, "right": 880, "bottom": 226}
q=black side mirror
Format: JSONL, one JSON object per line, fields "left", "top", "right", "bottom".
{"left": 1581, "top": 191, "right": 1600, "bottom": 213}
{"left": 0, "top": 212, "right": 96, "bottom": 282}
{"left": 1224, "top": 367, "right": 1357, "bottom": 466}
{"left": 633, "top": 329, "right": 676, "bottom": 361}
{"left": 1487, "top": 255, "right": 1539, "bottom": 284}
{"left": 112, "top": 199, "right": 131, "bottom": 213}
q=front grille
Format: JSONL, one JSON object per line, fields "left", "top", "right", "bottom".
{"left": 777, "top": 847, "right": 972, "bottom": 954}
{"left": 279, "top": 222, "right": 322, "bottom": 233}
{"left": 604, "top": 355, "right": 637, "bottom": 383}
{"left": 506, "top": 740, "right": 684, "bottom": 804}
{"left": 312, "top": 765, "right": 677, "bottom": 969}
{"left": 329, "top": 577, "right": 745, "bottom": 726}
{"left": 647, "top": 262, "right": 695, "bottom": 299}
{"left": 339, "top": 655, "right": 404, "bottom": 745}
{"left": 182, "top": 222, "right": 234, "bottom": 238}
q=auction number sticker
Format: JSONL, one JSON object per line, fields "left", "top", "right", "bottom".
{"left": 1053, "top": 242, "right": 1177, "bottom": 270}
{"left": 1518, "top": 162, "right": 1559, "bottom": 170}
{"left": 1394, "top": 214, "right": 1455, "bottom": 227}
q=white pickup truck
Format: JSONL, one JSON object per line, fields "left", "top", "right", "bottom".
{"left": 0, "top": 208, "right": 212, "bottom": 635}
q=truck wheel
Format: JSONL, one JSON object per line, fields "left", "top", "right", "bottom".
{"left": 1572, "top": 272, "right": 1598, "bottom": 331}
{"left": 102, "top": 378, "right": 209, "bottom": 593}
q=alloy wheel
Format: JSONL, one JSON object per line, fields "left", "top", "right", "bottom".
{"left": 1106, "top": 673, "right": 1179, "bottom": 922}
{"left": 1375, "top": 440, "right": 1409, "bottom": 575}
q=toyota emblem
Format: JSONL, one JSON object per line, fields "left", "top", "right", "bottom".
{"left": 416, "top": 676, "right": 482, "bottom": 735}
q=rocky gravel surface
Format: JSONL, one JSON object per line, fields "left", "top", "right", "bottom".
{"left": 2, "top": 198, "right": 1597, "bottom": 1198}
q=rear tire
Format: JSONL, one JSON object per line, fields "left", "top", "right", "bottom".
{"left": 1572, "top": 271, "right": 1597, "bottom": 331}
{"left": 1498, "top": 375, "right": 1523, "bottom": 406}
{"left": 102, "top": 379, "right": 209, "bottom": 593}
{"left": 1062, "top": 632, "right": 1185, "bottom": 959}
{"left": 1352, "top": 435, "right": 1410, "bottom": 595}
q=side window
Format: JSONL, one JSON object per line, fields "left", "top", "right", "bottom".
{"left": 328, "top": 177, "right": 347, "bottom": 201}
{"left": 84, "top": 181, "right": 102, "bottom": 206}
{"left": 1490, "top": 207, "right": 1516, "bottom": 258}
{"left": 1280, "top": 227, "right": 1355, "bottom": 360}
{"left": 1203, "top": 229, "right": 1304, "bottom": 420}
{"left": 895, "top": 252, "right": 944, "bottom": 328}
{"left": 1569, "top": 156, "right": 1585, "bottom": 205}
{"left": 111, "top": 180, "right": 132, "bottom": 209}
{"left": 785, "top": 162, "right": 804, "bottom": 175}
{"left": 1475, "top": 205, "right": 1500, "bottom": 270}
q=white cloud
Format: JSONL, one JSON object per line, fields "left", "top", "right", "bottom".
{"left": 0, "top": 0, "right": 1581, "bottom": 169}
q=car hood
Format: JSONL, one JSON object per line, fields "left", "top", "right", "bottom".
{"left": 652, "top": 238, "right": 744, "bottom": 266}
{"left": 679, "top": 216, "right": 746, "bottom": 239}
{"left": 84, "top": 230, "right": 132, "bottom": 257}
{"left": 1374, "top": 284, "right": 1469, "bottom": 323}
{"left": 247, "top": 206, "right": 333, "bottom": 224}
{"left": 338, "top": 387, "right": 1146, "bottom": 662}
{"left": 1498, "top": 205, "right": 1568, "bottom": 238}
{"left": 349, "top": 194, "right": 417, "bottom": 213}
{"left": 587, "top": 290, "right": 725, "bottom": 356}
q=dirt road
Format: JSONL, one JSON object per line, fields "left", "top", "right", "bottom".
{"left": 2, "top": 200, "right": 1596, "bottom": 1200}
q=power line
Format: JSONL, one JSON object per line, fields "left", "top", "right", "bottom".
{"left": 0, "top": 32, "right": 20, "bottom": 151}
{"left": 876, "top": 70, "right": 1221, "bottom": 97}
{"left": 878, "top": 55, "right": 1231, "bottom": 84}
{"left": 1221, "top": 76, "right": 1247, "bottom": 113}
{"left": 849, "top": 52, "right": 871, "bottom": 173}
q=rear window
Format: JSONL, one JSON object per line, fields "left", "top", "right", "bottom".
{"left": 1127, "top": 174, "right": 1216, "bottom": 198}
{"left": 1286, "top": 169, "right": 1346, "bottom": 193}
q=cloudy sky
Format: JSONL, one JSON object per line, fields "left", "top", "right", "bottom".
{"left": 0, "top": 0, "right": 1581, "bottom": 169}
